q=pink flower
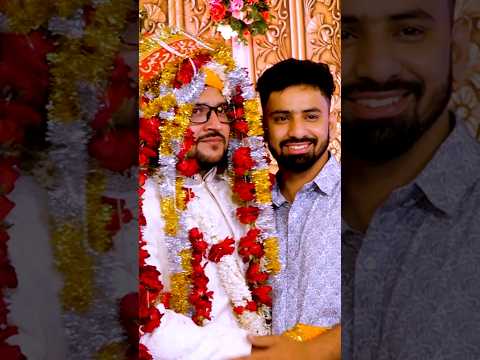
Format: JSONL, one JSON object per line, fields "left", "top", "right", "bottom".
{"left": 230, "top": 0, "right": 244, "bottom": 12}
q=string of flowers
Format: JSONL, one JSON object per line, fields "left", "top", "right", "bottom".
{"left": 0, "top": 28, "right": 53, "bottom": 359}
{"left": 139, "top": 28, "right": 280, "bottom": 357}
{"left": 3, "top": 1, "right": 134, "bottom": 359}
{"left": 208, "top": 0, "right": 272, "bottom": 42}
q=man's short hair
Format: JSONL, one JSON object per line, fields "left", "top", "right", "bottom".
{"left": 256, "top": 58, "right": 335, "bottom": 109}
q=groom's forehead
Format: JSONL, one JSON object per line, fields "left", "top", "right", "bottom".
{"left": 342, "top": 0, "right": 450, "bottom": 24}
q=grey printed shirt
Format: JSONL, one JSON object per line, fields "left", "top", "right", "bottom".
{"left": 342, "top": 119, "right": 480, "bottom": 360}
{"left": 271, "top": 155, "right": 341, "bottom": 334}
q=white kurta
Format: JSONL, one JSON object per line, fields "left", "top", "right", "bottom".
{"left": 141, "top": 168, "right": 252, "bottom": 360}
{"left": 7, "top": 175, "right": 67, "bottom": 359}
{"left": 6, "top": 174, "right": 138, "bottom": 358}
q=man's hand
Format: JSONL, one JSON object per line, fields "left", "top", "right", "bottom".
{"left": 232, "top": 325, "right": 341, "bottom": 360}
{"left": 232, "top": 335, "right": 309, "bottom": 360}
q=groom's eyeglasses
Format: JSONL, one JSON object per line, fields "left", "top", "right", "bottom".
{"left": 191, "top": 103, "right": 235, "bottom": 124}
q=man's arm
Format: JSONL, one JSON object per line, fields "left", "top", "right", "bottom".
{"left": 142, "top": 303, "right": 252, "bottom": 360}
{"left": 232, "top": 325, "right": 341, "bottom": 360}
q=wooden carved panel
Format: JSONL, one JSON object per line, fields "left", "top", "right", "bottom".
{"left": 452, "top": 0, "right": 480, "bottom": 140}
{"left": 140, "top": 0, "right": 342, "bottom": 156}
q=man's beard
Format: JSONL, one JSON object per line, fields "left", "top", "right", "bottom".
{"left": 342, "top": 68, "right": 453, "bottom": 163}
{"left": 269, "top": 134, "right": 329, "bottom": 173}
{"left": 197, "top": 150, "right": 228, "bottom": 172}
{"left": 195, "top": 130, "right": 228, "bottom": 172}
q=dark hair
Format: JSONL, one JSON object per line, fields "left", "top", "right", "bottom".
{"left": 256, "top": 58, "right": 335, "bottom": 109}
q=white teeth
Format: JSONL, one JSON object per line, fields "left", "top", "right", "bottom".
{"left": 356, "top": 96, "right": 401, "bottom": 108}
{"left": 288, "top": 144, "right": 308, "bottom": 150}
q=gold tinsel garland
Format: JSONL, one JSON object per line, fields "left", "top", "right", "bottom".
{"left": 44, "top": 0, "right": 132, "bottom": 311}
{"left": 94, "top": 341, "right": 129, "bottom": 360}
{"left": 160, "top": 197, "right": 179, "bottom": 236}
{"left": 86, "top": 167, "right": 113, "bottom": 253}
{"left": 169, "top": 249, "right": 193, "bottom": 314}
{"left": 244, "top": 99, "right": 263, "bottom": 137}
{"left": 252, "top": 169, "right": 272, "bottom": 204}
{"left": 263, "top": 237, "right": 281, "bottom": 274}
{"left": 51, "top": 222, "right": 94, "bottom": 312}
{"left": 175, "top": 177, "right": 187, "bottom": 211}
{"left": 143, "top": 94, "right": 176, "bottom": 119}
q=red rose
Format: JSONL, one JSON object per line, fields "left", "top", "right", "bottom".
{"left": 139, "top": 146, "right": 157, "bottom": 167}
{"left": 238, "top": 229, "right": 264, "bottom": 260}
{"left": 208, "top": 237, "right": 235, "bottom": 262}
{"left": 209, "top": 1, "right": 227, "bottom": 21}
{"left": 141, "top": 306, "right": 162, "bottom": 333}
{"left": 160, "top": 292, "right": 171, "bottom": 308}
{"left": 246, "top": 300, "right": 258, "bottom": 311}
{"left": 140, "top": 265, "right": 163, "bottom": 299}
{"left": 0, "top": 263, "right": 18, "bottom": 288}
{"left": 176, "top": 158, "right": 199, "bottom": 177}
{"left": 232, "top": 119, "right": 249, "bottom": 136}
{"left": 139, "top": 170, "right": 148, "bottom": 187}
{"left": 139, "top": 344, "right": 153, "bottom": 360}
{"left": 119, "top": 292, "right": 139, "bottom": 343}
{"left": 139, "top": 117, "right": 161, "bottom": 148}
{"left": 89, "top": 129, "right": 138, "bottom": 172}
{"left": 236, "top": 206, "right": 260, "bottom": 224}
{"left": 261, "top": 11, "right": 269, "bottom": 21}
{"left": 174, "top": 60, "right": 195, "bottom": 86}
{"left": 232, "top": 147, "right": 255, "bottom": 176}
{"left": 0, "top": 341, "right": 25, "bottom": 359}
{"left": 178, "top": 128, "right": 196, "bottom": 158}
{"left": 233, "top": 306, "right": 245, "bottom": 315}
{"left": 0, "top": 228, "right": 9, "bottom": 244}
{"left": 246, "top": 262, "right": 268, "bottom": 283}
{"left": 139, "top": 212, "right": 146, "bottom": 226}
{"left": 231, "top": 91, "right": 244, "bottom": 105}
{"left": 0, "top": 195, "right": 15, "bottom": 222}
{"left": 0, "top": 162, "right": 19, "bottom": 195}
{"left": 0, "top": 118, "right": 22, "bottom": 145}
{"left": 184, "top": 188, "right": 195, "bottom": 205}
{"left": 189, "top": 228, "right": 209, "bottom": 254}
{"left": 191, "top": 273, "right": 210, "bottom": 290}
{"left": 193, "top": 53, "right": 212, "bottom": 68}
{"left": 233, "top": 180, "right": 256, "bottom": 201}
{"left": 139, "top": 248, "right": 149, "bottom": 266}
{"left": 252, "top": 285, "right": 272, "bottom": 306}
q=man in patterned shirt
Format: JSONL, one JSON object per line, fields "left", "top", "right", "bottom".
{"left": 342, "top": 0, "right": 480, "bottom": 358}
{"left": 235, "top": 59, "right": 341, "bottom": 359}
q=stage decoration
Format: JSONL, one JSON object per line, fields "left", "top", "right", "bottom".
{"left": 139, "top": 27, "right": 280, "bottom": 356}
{"left": 207, "top": 0, "right": 271, "bottom": 42}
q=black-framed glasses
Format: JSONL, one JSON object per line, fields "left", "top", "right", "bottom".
{"left": 191, "top": 103, "right": 235, "bottom": 124}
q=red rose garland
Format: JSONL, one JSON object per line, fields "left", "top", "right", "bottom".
{"left": 139, "top": 42, "right": 278, "bottom": 354}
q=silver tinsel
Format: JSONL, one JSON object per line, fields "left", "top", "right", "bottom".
{"left": 48, "top": 9, "right": 85, "bottom": 39}
{"left": 173, "top": 72, "right": 205, "bottom": 105}
{"left": 104, "top": 168, "right": 137, "bottom": 193}
{"left": 46, "top": 120, "right": 91, "bottom": 221}
{"left": 77, "top": 81, "right": 101, "bottom": 120}
{"left": 63, "top": 252, "right": 126, "bottom": 360}
{"left": 227, "top": 68, "right": 255, "bottom": 100}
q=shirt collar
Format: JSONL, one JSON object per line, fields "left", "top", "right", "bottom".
{"left": 272, "top": 153, "right": 341, "bottom": 207}
{"left": 415, "top": 118, "right": 480, "bottom": 215}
